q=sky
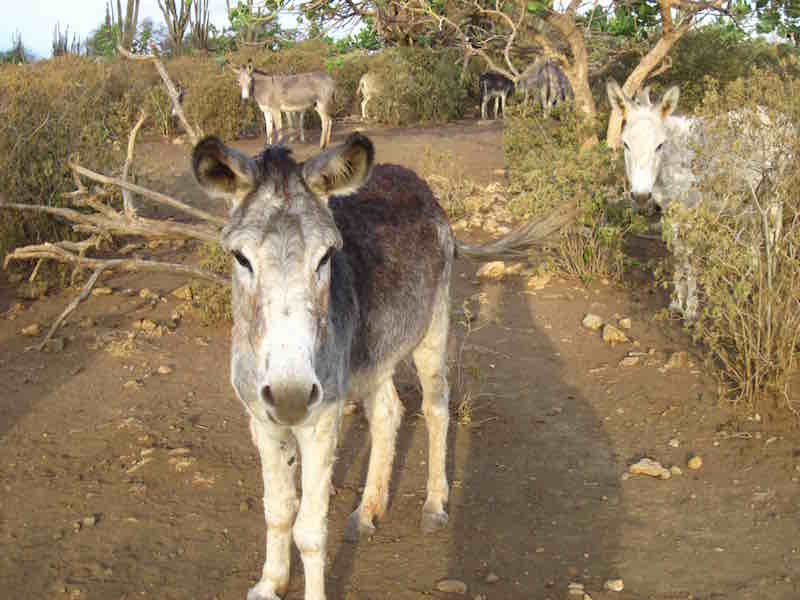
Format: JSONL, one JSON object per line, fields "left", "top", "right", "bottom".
{"left": 0, "top": 0, "right": 233, "bottom": 59}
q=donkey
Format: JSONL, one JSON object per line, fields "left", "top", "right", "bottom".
{"left": 191, "top": 133, "right": 453, "bottom": 600}
{"left": 517, "top": 60, "right": 573, "bottom": 116}
{"left": 357, "top": 71, "right": 381, "bottom": 121}
{"left": 607, "top": 79, "right": 789, "bottom": 320}
{"left": 479, "top": 72, "right": 514, "bottom": 120}
{"left": 235, "top": 62, "right": 335, "bottom": 149}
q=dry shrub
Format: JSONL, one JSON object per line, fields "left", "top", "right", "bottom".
{"left": 0, "top": 56, "right": 127, "bottom": 259}
{"left": 364, "top": 47, "right": 469, "bottom": 125}
{"left": 503, "top": 103, "right": 634, "bottom": 281}
{"left": 418, "top": 147, "right": 483, "bottom": 220}
{"left": 325, "top": 50, "right": 371, "bottom": 117}
{"left": 190, "top": 242, "right": 232, "bottom": 324}
{"left": 665, "top": 68, "right": 800, "bottom": 413}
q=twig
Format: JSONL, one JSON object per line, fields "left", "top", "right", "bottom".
{"left": 36, "top": 268, "right": 105, "bottom": 352}
{"left": 122, "top": 110, "right": 148, "bottom": 218}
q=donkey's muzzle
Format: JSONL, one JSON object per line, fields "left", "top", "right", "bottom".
{"left": 261, "top": 382, "right": 321, "bottom": 425}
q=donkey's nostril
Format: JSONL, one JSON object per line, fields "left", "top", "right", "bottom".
{"left": 261, "top": 385, "right": 275, "bottom": 406}
{"left": 308, "top": 383, "right": 321, "bottom": 406}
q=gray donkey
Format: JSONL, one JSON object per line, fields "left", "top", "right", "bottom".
{"left": 192, "top": 133, "right": 453, "bottom": 600}
{"left": 517, "top": 60, "right": 573, "bottom": 116}
{"left": 607, "top": 79, "right": 789, "bottom": 320}
{"left": 236, "top": 62, "right": 335, "bottom": 148}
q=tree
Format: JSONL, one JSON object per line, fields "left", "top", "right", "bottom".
{"left": 1, "top": 31, "right": 31, "bottom": 64}
{"left": 111, "top": 0, "right": 142, "bottom": 50}
{"left": 752, "top": 0, "right": 800, "bottom": 45}
{"left": 52, "top": 23, "right": 83, "bottom": 57}
{"left": 157, "top": 0, "right": 193, "bottom": 54}
{"left": 226, "top": 0, "right": 288, "bottom": 46}
{"left": 192, "top": 0, "right": 212, "bottom": 51}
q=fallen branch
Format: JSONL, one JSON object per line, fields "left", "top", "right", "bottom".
{"left": 122, "top": 110, "right": 148, "bottom": 217}
{"left": 117, "top": 43, "right": 202, "bottom": 145}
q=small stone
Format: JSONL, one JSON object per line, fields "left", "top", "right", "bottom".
{"left": 79, "top": 317, "right": 96, "bottom": 328}
{"left": 688, "top": 455, "right": 703, "bottom": 470}
{"left": 602, "top": 324, "right": 629, "bottom": 345}
{"left": 82, "top": 515, "right": 98, "bottom": 528}
{"left": 91, "top": 287, "right": 113, "bottom": 296}
{"left": 485, "top": 572, "right": 499, "bottom": 584}
{"left": 618, "top": 318, "right": 632, "bottom": 330}
{"left": 669, "top": 438, "right": 680, "bottom": 448}
{"left": 157, "top": 365, "right": 173, "bottom": 375}
{"left": 342, "top": 401, "right": 359, "bottom": 416}
{"left": 568, "top": 582, "right": 585, "bottom": 595}
{"left": 527, "top": 272, "right": 552, "bottom": 290}
{"left": 477, "top": 261, "right": 506, "bottom": 280}
{"left": 134, "top": 319, "right": 158, "bottom": 332}
{"left": 436, "top": 579, "right": 467, "bottom": 594}
{"left": 619, "top": 355, "right": 640, "bottom": 367}
{"left": 582, "top": 313, "right": 604, "bottom": 330}
{"left": 123, "top": 379, "right": 141, "bottom": 390}
{"left": 629, "top": 458, "right": 671, "bottom": 480}
{"left": 505, "top": 263, "right": 523, "bottom": 276}
{"left": 139, "top": 288, "right": 158, "bottom": 300}
{"left": 664, "top": 351, "right": 688, "bottom": 370}
{"left": 239, "top": 501, "right": 250, "bottom": 512}
{"left": 604, "top": 578, "right": 624, "bottom": 592}
{"left": 670, "top": 466, "right": 683, "bottom": 476}
{"left": 21, "top": 323, "right": 40, "bottom": 336}
{"left": 171, "top": 285, "right": 193, "bottom": 301}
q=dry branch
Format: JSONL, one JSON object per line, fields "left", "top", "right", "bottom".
{"left": 122, "top": 110, "right": 148, "bottom": 217}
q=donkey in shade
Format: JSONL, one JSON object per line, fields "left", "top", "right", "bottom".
{"left": 607, "top": 79, "right": 790, "bottom": 320}
{"left": 192, "top": 132, "right": 454, "bottom": 600}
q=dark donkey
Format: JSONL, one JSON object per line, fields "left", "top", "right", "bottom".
{"left": 192, "top": 133, "right": 454, "bottom": 600}
{"left": 479, "top": 72, "right": 514, "bottom": 120}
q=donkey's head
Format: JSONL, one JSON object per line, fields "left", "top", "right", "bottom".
{"left": 171, "top": 85, "right": 185, "bottom": 118}
{"left": 236, "top": 61, "right": 255, "bottom": 101}
{"left": 192, "top": 134, "right": 375, "bottom": 426}
{"left": 607, "top": 79, "right": 680, "bottom": 214}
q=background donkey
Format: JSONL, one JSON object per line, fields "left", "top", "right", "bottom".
{"left": 192, "top": 133, "right": 453, "bottom": 600}
{"left": 479, "top": 72, "right": 514, "bottom": 120}
{"left": 357, "top": 71, "right": 381, "bottom": 121}
{"left": 236, "top": 62, "right": 335, "bottom": 148}
{"left": 607, "top": 79, "right": 790, "bottom": 320}
{"left": 517, "top": 60, "right": 573, "bottom": 116}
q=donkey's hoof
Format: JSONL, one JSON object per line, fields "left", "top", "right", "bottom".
{"left": 247, "top": 582, "right": 282, "bottom": 600}
{"left": 421, "top": 509, "right": 448, "bottom": 534}
{"left": 344, "top": 510, "right": 375, "bottom": 543}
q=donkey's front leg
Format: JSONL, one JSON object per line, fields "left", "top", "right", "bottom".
{"left": 248, "top": 420, "right": 299, "bottom": 600}
{"left": 293, "top": 404, "right": 340, "bottom": 600}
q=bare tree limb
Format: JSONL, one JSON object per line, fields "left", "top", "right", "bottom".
{"left": 122, "top": 110, "right": 148, "bottom": 218}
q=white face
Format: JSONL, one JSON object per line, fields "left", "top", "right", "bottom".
{"left": 621, "top": 111, "right": 667, "bottom": 213}
{"left": 238, "top": 69, "right": 253, "bottom": 100}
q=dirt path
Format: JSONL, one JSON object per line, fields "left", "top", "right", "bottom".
{"left": 1, "top": 121, "right": 798, "bottom": 600}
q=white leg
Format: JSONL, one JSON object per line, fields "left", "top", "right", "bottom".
{"left": 270, "top": 109, "right": 283, "bottom": 145}
{"left": 345, "top": 378, "right": 403, "bottom": 542}
{"left": 298, "top": 111, "right": 305, "bottom": 143}
{"left": 264, "top": 110, "right": 274, "bottom": 145}
{"left": 500, "top": 93, "right": 507, "bottom": 119}
{"left": 684, "top": 262, "right": 698, "bottom": 321}
{"left": 247, "top": 420, "right": 299, "bottom": 600}
{"left": 293, "top": 404, "right": 340, "bottom": 600}
{"left": 493, "top": 96, "right": 499, "bottom": 120}
{"left": 361, "top": 96, "right": 369, "bottom": 121}
{"left": 412, "top": 291, "right": 451, "bottom": 533}
{"left": 481, "top": 97, "right": 488, "bottom": 120}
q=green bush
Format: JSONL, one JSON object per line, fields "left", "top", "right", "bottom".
{"left": 0, "top": 56, "right": 128, "bottom": 259}
{"left": 325, "top": 50, "right": 371, "bottom": 117}
{"left": 364, "top": 47, "right": 470, "bottom": 125}
{"left": 663, "top": 69, "right": 800, "bottom": 414}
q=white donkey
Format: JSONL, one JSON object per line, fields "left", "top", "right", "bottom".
{"left": 607, "top": 79, "right": 789, "bottom": 320}
{"left": 191, "top": 133, "right": 453, "bottom": 600}
{"left": 357, "top": 71, "right": 381, "bottom": 121}
{"left": 236, "top": 62, "right": 335, "bottom": 148}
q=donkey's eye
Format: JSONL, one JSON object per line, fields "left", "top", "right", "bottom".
{"left": 656, "top": 142, "right": 665, "bottom": 152}
{"left": 232, "top": 250, "right": 252, "bottom": 273}
{"left": 317, "top": 248, "right": 334, "bottom": 273}
{"left": 623, "top": 142, "right": 630, "bottom": 152}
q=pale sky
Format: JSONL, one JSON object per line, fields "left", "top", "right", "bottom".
{"left": 0, "top": 1, "right": 233, "bottom": 59}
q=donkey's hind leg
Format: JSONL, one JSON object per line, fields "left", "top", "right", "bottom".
{"left": 344, "top": 377, "right": 403, "bottom": 542}
{"left": 413, "top": 289, "right": 451, "bottom": 534}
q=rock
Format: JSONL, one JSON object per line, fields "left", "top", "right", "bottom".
{"left": 493, "top": 168, "right": 506, "bottom": 176}
{"left": 436, "top": 579, "right": 467, "bottom": 594}
{"left": 670, "top": 466, "right": 683, "bottom": 476}
{"left": 477, "top": 261, "right": 505, "bottom": 280}
{"left": 82, "top": 515, "right": 99, "bottom": 528}
{"left": 44, "top": 337, "right": 66, "bottom": 353}
{"left": 79, "top": 317, "right": 96, "bottom": 328}
{"left": 171, "top": 285, "right": 193, "bottom": 301}
{"left": 139, "top": 288, "right": 159, "bottom": 301}
{"left": 629, "top": 458, "right": 671, "bottom": 480}
{"left": 582, "top": 313, "right": 604, "bottom": 331}
{"left": 91, "top": 287, "right": 114, "bottom": 296}
{"left": 504, "top": 263, "right": 523, "bottom": 276}
{"left": 669, "top": 438, "right": 680, "bottom": 448}
{"left": 134, "top": 319, "right": 158, "bottom": 332}
{"left": 527, "top": 272, "right": 552, "bottom": 290}
{"left": 568, "top": 582, "right": 585, "bottom": 595}
{"left": 604, "top": 579, "right": 624, "bottom": 592}
{"left": 485, "top": 573, "right": 499, "bottom": 584}
{"left": 123, "top": 379, "right": 142, "bottom": 390}
{"left": 664, "top": 351, "right": 688, "bottom": 370}
{"left": 618, "top": 317, "right": 632, "bottom": 330}
{"left": 602, "top": 324, "right": 629, "bottom": 345}
{"left": 619, "top": 355, "right": 640, "bottom": 367}
{"left": 21, "top": 323, "right": 40, "bottom": 336}
{"left": 688, "top": 455, "right": 703, "bottom": 470}
{"left": 157, "top": 365, "right": 173, "bottom": 375}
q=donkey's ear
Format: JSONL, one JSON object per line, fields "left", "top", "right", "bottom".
{"left": 658, "top": 85, "right": 680, "bottom": 119}
{"left": 606, "top": 79, "right": 630, "bottom": 117}
{"left": 192, "top": 136, "right": 258, "bottom": 205}
{"left": 302, "top": 133, "right": 375, "bottom": 200}
{"left": 635, "top": 85, "right": 652, "bottom": 107}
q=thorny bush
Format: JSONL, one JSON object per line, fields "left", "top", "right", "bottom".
{"left": 665, "top": 69, "right": 800, "bottom": 415}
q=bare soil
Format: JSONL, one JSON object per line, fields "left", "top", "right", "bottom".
{"left": 1, "top": 121, "right": 799, "bottom": 600}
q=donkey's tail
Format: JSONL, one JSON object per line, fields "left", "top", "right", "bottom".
{"left": 454, "top": 201, "right": 580, "bottom": 260}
